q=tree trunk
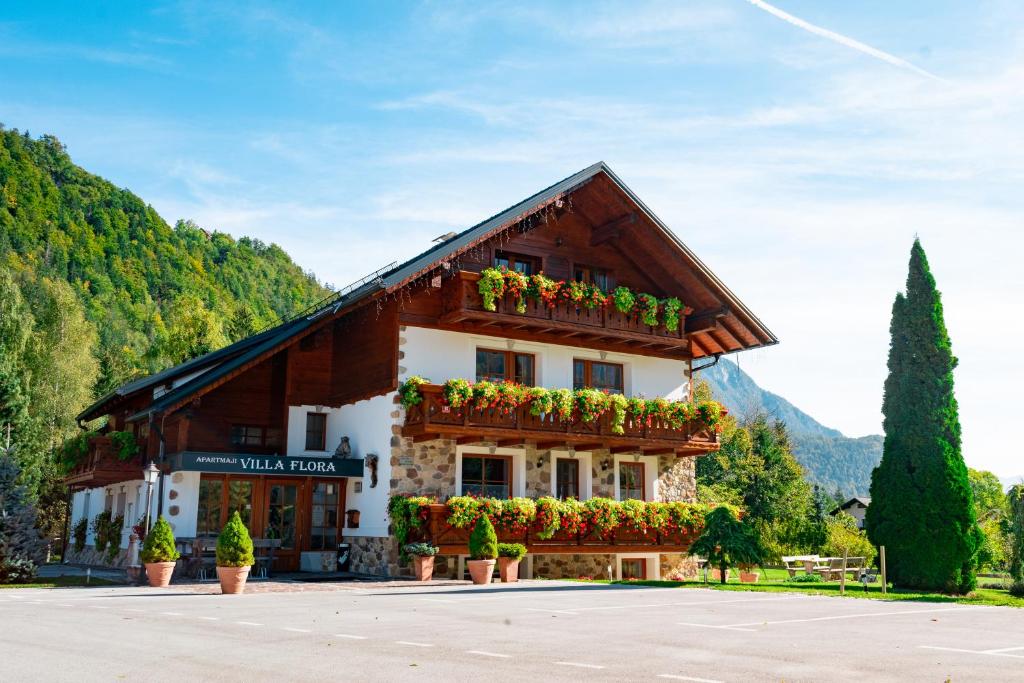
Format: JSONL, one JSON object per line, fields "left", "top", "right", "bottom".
{"left": 720, "top": 560, "right": 727, "bottom": 584}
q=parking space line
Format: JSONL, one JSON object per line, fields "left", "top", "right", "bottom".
{"left": 658, "top": 675, "right": 725, "bottom": 683}
{"left": 161, "top": 612, "right": 184, "bottom": 616}
{"left": 728, "top": 606, "right": 976, "bottom": 628}
{"left": 334, "top": 633, "right": 367, "bottom": 640}
{"left": 677, "top": 622, "right": 756, "bottom": 633}
{"left": 282, "top": 627, "right": 312, "bottom": 633}
{"left": 555, "top": 661, "right": 605, "bottom": 669}
{"left": 236, "top": 621, "right": 263, "bottom": 627}
{"left": 525, "top": 607, "right": 580, "bottom": 615}
{"left": 466, "top": 650, "right": 511, "bottom": 658}
{"left": 984, "top": 646, "right": 1024, "bottom": 654}
{"left": 920, "top": 645, "right": 1024, "bottom": 660}
{"left": 396, "top": 640, "right": 433, "bottom": 648}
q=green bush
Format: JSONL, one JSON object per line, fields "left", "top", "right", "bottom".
{"left": 72, "top": 518, "right": 87, "bottom": 553}
{"left": 791, "top": 573, "right": 824, "bottom": 583}
{"left": 139, "top": 516, "right": 180, "bottom": 564}
{"left": 1009, "top": 582, "right": 1024, "bottom": 598}
{"left": 216, "top": 510, "right": 255, "bottom": 567}
{"left": 403, "top": 542, "right": 438, "bottom": 557}
{"left": 823, "top": 513, "right": 876, "bottom": 565}
{"left": 468, "top": 515, "right": 498, "bottom": 560}
{"left": 497, "top": 543, "right": 527, "bottom": 561}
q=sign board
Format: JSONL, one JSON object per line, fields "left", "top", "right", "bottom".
{"left": 174, "top": 451, "right": 364, "bottom": 478}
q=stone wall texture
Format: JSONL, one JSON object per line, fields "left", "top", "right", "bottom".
{"left": 389, "top": 436, "right": 456, "bottom": 498}
{"left": 660, "top": 553, "right": 700, "bottom": 580}
{"left": 63, "top": 544, "right": 129, "bottom": 568}
{"left": 532, "top": 553, "right": 616, "bottom": 580}
{"left": 345, "top": 535, "right": 401, "bottom": 577}
{"left": 656, "top": 454, "right": 697, "bottom": 502}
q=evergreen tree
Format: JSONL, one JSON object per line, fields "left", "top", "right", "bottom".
{"left": 0, "top": 451, "right": 45, "bottom": 582}
{"left": 866, "top": 239, "right": 981, "bottom": 593}
{"left": 1009, "top": 485, "right": 1024, "bottom": 584}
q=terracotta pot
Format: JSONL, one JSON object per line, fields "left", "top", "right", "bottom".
{"left": 413, "top": 555, "right": 435, "bottom": 581}
{"left": 467, "top": 559, "right": 496, "bottom": 585}
{"left": 739, "top": 571, "right": 760, "bottom": 584}
{"left": 498, "top": 557, "right": 520, "bottom": 583}
{"left": 144, "top": 561, "right": 176, "bottom": 587}
{"left": 217, "top": 565, "right": 250, "bottom": 594}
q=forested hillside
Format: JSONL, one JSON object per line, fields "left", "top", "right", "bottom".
{"left": 0, "top": 127, "right": 330, "bottom": 524}
{"left": 701, "top": 359, "right": 882, "bottom": 497}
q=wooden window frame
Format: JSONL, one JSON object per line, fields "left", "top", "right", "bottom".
{"left": 460, "top": 454, "right": 514, "bottom": 498}
{"left": 573, "top": 358, "right": 625, "bottom": 394}
{"left": 555, "top": 458, "right": 580, "bottom": 500}
{"left": 621, "top": 557, "right": 648, "bottom": 580}
{"left": 197, "top": 474, "right": 260, "bottom": 537}
{"left": 304, "top": 412, "right": 327, "bottom": 451}
{"left": 493, "top": 249, "right": 542, "bottom": 275}
{"left": 230, "top": 424, "right": 267, "bottom": 448}
{"left": 618, "top": 461, "right": 646, "bottom": 501}
{"left": 572, "top": 263, "right": 612, "bottom": 292}
{"left": 475, "top": 348, "right": 536, "bottom": 385}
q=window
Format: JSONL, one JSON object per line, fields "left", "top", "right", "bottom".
{"left": 197, "top": 479, "right": 224, "bottom": 536}
{"left": 310, "top": 482, "right": 340, "bottom": 551}
{"left": 573, "top": 359, "right": 624, "bottom": 394}
{"left": 555, "top": 459, "right": 580, "bottom": 500}
{"left": 494, "top": 250, "right": 540, "bottom": 275}
{"left": 476, "top": 349, "right": 535, "bottom": 384}
{"left": 462, "top": 455, "right": 511, "bottom": 498}
{"left": 231, "top": 425, "right": 265, "bottom": 447}
{"left": 574, "top": 264, "right": 610, "bottom": 292}
{"left": 619, "top": 462, "right": 645, "bottom": 501}
{"left": 621, "top": 558, "right": 647, "bottom": 580}
{"left": 305, "top": 413, "right": 327, "bottom": 451}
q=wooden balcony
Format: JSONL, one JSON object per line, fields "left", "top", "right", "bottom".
{"left": 64, "top": 436, "right": 144, "bottom": 488}
{"left": 438, "top": 271, "right": 692, "bottom": 359}
{"left": 410, "top": 504, "right": 699, "bottom": 555}
{"left": 402, "top": 384, "right": 720, "bottom": 456}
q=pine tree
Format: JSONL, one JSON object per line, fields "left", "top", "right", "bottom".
{"left": 866, "top": 239, "right": 981, "bottom": 593}
{"left": 0, "top": 451, "right": 45, "bottom": 582}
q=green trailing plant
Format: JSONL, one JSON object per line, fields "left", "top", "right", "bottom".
{"left": 398, "top": 376, "right": 430, "bottom": 409}
{"left": 636, "top": 293, "right": 660, "bottom": 327}
{"left": 58, "top": 430, "right": 98, "bottom": 473}
{"left": 442, "top": 378, "right": 472, "bottom": 409}
{"left": 388, "top": 494, "right": 435, "bottom": 560}
{"left": 608, "top": 393, "right": 628, "bottom": 435}
{"left": 611, "top": 286, "right": 635, "bottom": 315}
{"left": 139, "top": 516, "right": 180, "bottom": 564}
{"left": 497, "top": 543, "right": 527, "bottom": 561}
{"left": 105, "top": 514, "right": 124, "bottom": 562}
{"left": 216, "top": 510, "right": 255, "bottom": 567}
{"left": 478, "top": 268, "right": 506, "bottom": 311}
{"left": 662, "top": 297, "right": 683, "bottom": 332}
{"left": 689, "top": 506, "right": 763, "bottom": 584}
{"left": 866, "top": 239, "right": 981, "bottom": 594}
{"left": 72, "top": 517, "right": 87, "bottom": 553}
{"left": 468, "top": 514, "right": 498, "bottom": 560}
{"left": 403, "top": 542, "right": 439, "bottom": 557}
{"left": 91, "top": 510, "right": 113, "bottom": 554}
{"left": 107, "top": 430, "right": 139, "bottom": 461}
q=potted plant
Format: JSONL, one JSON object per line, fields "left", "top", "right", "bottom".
{"left": 738, "top": 564, "right": 760, "bottom": 583}
{"left": 466, "top": 515, "right": 498, "bottom": 585}
{"left": 404, "top": 542, "right": 439, "bottom": 581}
{"left": 497, "top": 543, "right": 527, "bottom": 583}
{"left": 216, "top": 510, "right": 255, "bottom": 594}
{"left": 139, "top": 516, "right": 180, "bottom": 587}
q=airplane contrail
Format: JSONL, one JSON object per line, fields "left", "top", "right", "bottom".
{"left": 745, "top": 0, "right": 942, "bottom": 81}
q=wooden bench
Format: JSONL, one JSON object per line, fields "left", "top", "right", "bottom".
{"left": 177, "top": 536, "right": 281, "bottom": 580}
{"left": 252, "top": 539, "right": 281, "bottom": 579}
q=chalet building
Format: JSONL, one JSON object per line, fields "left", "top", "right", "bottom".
{"left": 64, "top": 162, "right": 776, "bottom": 580}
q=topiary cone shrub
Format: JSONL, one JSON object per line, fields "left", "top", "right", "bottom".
{"left": 467, "top": 514, "right": 498, "bottom": 585}
{"left": 216, "top": 511, "right": 255, "bottom": 594}
{"left": 139, "top": 516, "right": 180, "bottom": 587}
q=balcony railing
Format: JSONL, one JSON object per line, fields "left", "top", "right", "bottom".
{"left": 63, "top": 436, "right": 145, "bottom": 488}
{"left": 439, "top": 271, "right": 690, "bottom": 356}
{"left": 410, "top": 504, "right": 699, "bottom": 555}
{"left": 402, "top": 384, "right": 720, "bottom": 455}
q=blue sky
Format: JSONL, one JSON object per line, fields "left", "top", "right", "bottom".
{"left": 3, "top": 1, "right": 1023, "bottom": 478}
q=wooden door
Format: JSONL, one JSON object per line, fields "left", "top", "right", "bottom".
{"left": 263, "top": 479, "right": 304, "bottom": 571}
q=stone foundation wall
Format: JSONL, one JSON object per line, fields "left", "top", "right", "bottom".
{"left": 345, "top": 535, "right": 401, "bottom": 577}
{"left": 657, "top": 454, "right": 696, "bottom": 502}
{"left": 63, "top": 545, "right": 129, "bottom": 568}
{"left": 532, "top": 553, "right": 616, "bottom": 580}
{"left": 660, "top": 553, "right": 700, "bottom": 580}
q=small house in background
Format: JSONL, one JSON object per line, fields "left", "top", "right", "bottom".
{"left": 832, "top": 497, "right": 871, "bottom": 529}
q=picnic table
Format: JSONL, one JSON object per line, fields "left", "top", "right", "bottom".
{"left": 781, "top": 555, "right": 868, "bottom": 581}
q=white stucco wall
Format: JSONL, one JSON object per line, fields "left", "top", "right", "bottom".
{"left": 70, "top": 478, "right": 157, "bottom": 550}
{"left": 400, "top": 326, "right": 690, "bottom": 399}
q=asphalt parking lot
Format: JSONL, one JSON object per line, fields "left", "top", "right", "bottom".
{"left": 1, "top": 581, "right": 1021, "bottom": 682}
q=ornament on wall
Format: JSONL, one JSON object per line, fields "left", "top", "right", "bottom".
{"left": 366, "top": 453, "right": 379, "bottom": 488}
{"left": 334, "top": 436, "right": 352, "bottom": 458}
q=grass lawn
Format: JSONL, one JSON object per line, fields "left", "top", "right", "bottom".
{"left": 0, "top": 576, "right": 120, "bottom": 589}
{"left": 593, "top": 576, "right": 1024, "bottom": 608}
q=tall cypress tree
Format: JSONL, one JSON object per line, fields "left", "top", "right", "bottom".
{"left": 866, "top": 239, "right": 981, "bottom": 593}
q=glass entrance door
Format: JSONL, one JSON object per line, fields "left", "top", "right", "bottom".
{"left": 264, "top": 481, "right": 300, "bottom": 571}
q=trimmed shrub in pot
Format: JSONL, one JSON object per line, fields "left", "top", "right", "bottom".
{"left": 467, "top": 515, "right": 498, "bottom": 585}
{"left": 139, "top": 516, "right": 180, "bottom": 587}
{"left": 497, "top": 543, "right": 527, "bottom": 583}
{"left": 404, "top": 542, "right": 439, "bottom": 581}
{"left": 216, "top": 511, "right": 255, "bottom": 594}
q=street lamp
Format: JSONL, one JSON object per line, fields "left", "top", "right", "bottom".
{"left": 143, "top": 461, "right": 160, "bottom": 534}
